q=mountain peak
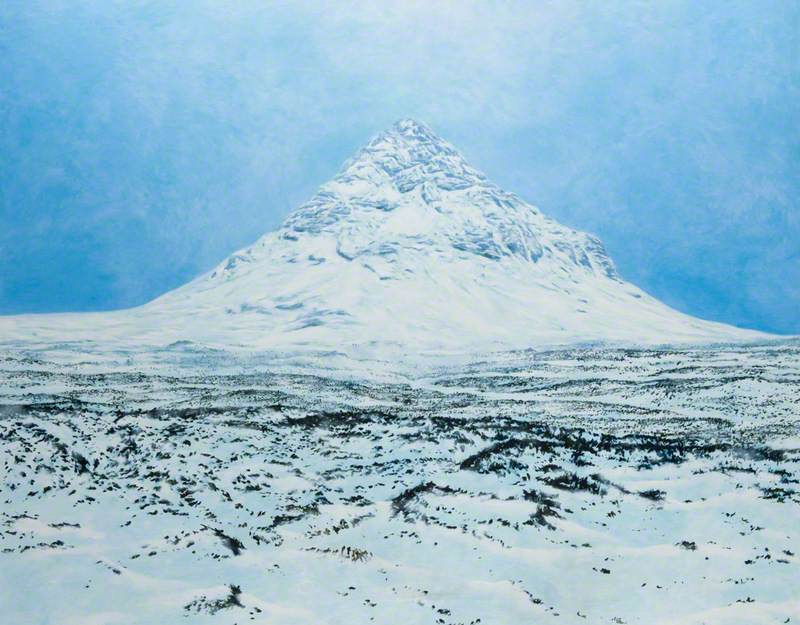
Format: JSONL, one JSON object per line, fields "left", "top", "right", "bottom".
{"left": 279, "top": 119, "right": 621, "bottom": 279}
{"left": 387, "top": 118, "right": 441, "bottom": 145}
{"left": 334, "top": 119, "right": 485, "bottom": 194}
{"left": 391, "top": 117, "right": 434, "bottom": 133}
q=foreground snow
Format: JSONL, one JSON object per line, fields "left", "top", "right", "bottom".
{"left": 1, "top": 342, "right": 798, "bottom": 625}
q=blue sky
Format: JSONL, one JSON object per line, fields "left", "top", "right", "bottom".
{"left": 1, "top": 1, "right": 798, "bottom": 333}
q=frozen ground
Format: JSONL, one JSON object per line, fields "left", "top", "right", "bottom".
{"left": 1, "top": 341, "right": 798, "bottom": 625}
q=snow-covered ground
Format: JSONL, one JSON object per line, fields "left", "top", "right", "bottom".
{"left": 1, "top": 342, "right": 798, "bottom": 625}
{"left": 1, "top": 119, "right": 795, "bottom": 624}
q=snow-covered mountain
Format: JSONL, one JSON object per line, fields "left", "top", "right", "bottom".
{"left": 0, "top": 119, "right": 765, "bottom": 352}
{"left": 1, "top": 121, "right": 797, "bottom": 625}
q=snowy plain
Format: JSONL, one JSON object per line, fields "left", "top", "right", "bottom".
{"left": 1, "top": 342, "right": 799, "bottom": 625}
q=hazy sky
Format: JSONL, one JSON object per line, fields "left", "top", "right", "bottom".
{"left": 1, "top": 1, "right": 798, "bottom": 333}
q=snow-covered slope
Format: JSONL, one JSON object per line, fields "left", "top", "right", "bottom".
{"left": 0, "top": 119, "right": 765, "bottom": 352}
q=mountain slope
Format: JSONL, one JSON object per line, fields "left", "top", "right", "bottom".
{"left": 0, "top": 119, "right": 766, "bottom": 352}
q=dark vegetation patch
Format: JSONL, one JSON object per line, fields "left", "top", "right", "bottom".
{"left": 286, "top": 409, "right": 379, "bottom": 430}
{"left": 522, "top": 489, "right": 563, "bottom": 529}
{"left": 760, "top": 486, "right": 797, "bottom": 503}
{"left": 184, "top": 584, "right": 243, "bottom": 614}
{"left": 542, "top": 472, "right": 608, "bottom": 496}
{"left": 204, "top": 526, "right": 245, "bottom": 555}
{"left": 639, "top": 489, "right": 666, "bottom": 501}
{"left": 391, "top": 481, "right": 463, "bottom": 521}
{"left": 459, "top": 438, "right": 530, "bottom": 473}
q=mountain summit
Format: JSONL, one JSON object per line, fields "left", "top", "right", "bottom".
{"left": 0, "top": 120, "right": 764, "bottom": 352}
{"left": 279, "top": 118, "right": 616, "bottom": 279}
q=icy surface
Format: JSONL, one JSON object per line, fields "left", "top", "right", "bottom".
{"left": 0, "top": 120, "right": 769, "bottom": 353}
{"left": 1, "top": 343, "right": 798, "bottom": 624}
